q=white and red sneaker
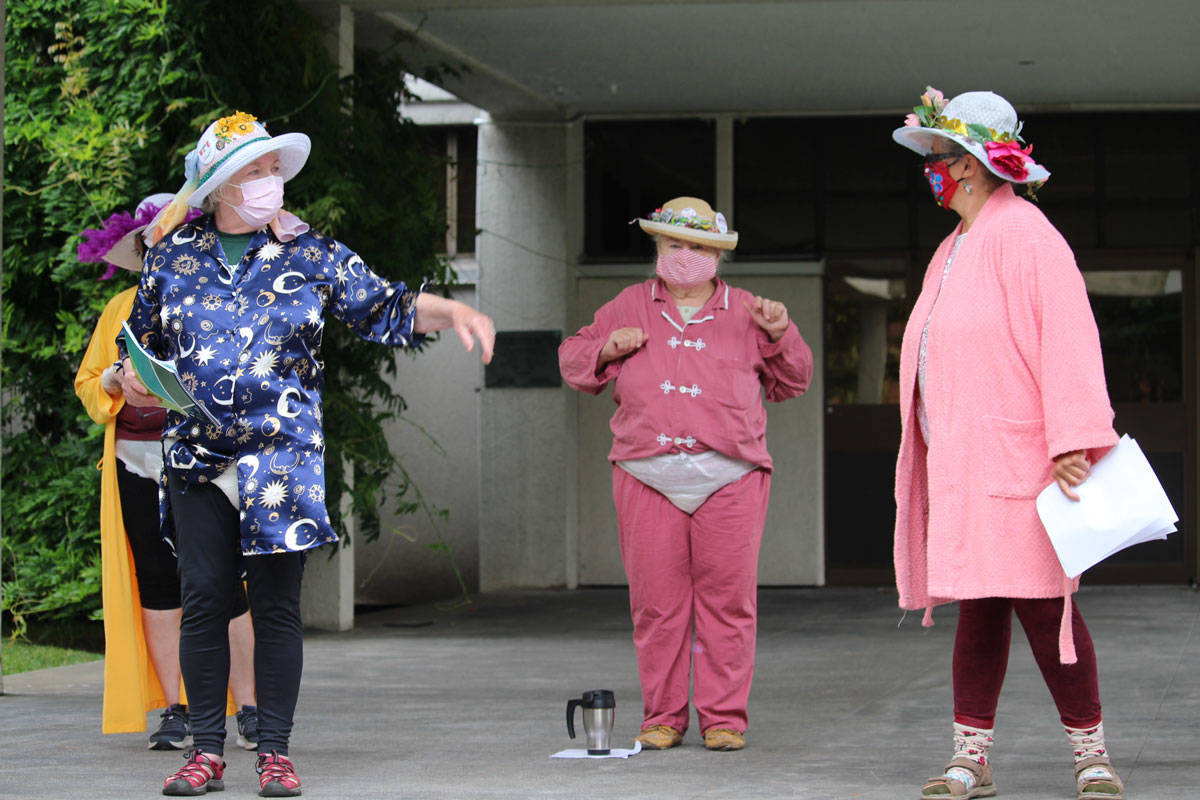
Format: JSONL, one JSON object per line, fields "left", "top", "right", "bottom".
{"left": 162, "top": 749, "right": 225, "bottom": 796}
{"left": 256, "top": 751, "right": 301, "bottom": 797}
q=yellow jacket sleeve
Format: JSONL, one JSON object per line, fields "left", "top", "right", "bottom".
{"left": 75, "top": 287, "right": 136, "bottom": 425}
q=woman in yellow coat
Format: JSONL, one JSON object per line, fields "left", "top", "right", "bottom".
{"left": 74, "top": 195, "right": 258, "bottom": 750}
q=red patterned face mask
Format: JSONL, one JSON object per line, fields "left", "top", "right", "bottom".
{"left": 656, "top": 248, "right": 718, "bottom": 289}
{"left": 924, "top": 161, "right": 959, "bottom": 209}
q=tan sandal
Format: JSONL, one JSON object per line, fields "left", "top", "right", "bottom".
{"left": 1076, "top": 756, "right": 1124, "bottom": 799}
{"left": 921, "top": 757, "right": 997, "bottom": 799}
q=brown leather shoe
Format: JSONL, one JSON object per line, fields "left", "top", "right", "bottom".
{"left": 636, "top": 724, "right": 683, "bottom": 750}
{"left": 703, "top": 728, "right": 745, "bottom": 751}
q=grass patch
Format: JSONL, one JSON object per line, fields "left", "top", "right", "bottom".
{"left": 2, "top": 640, "right": 103, "bottom": 674}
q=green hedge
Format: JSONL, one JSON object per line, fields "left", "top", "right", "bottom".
{"left": 2, "top": 0, "right": 447, "bottom": 641}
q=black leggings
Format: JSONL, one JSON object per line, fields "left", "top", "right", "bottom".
{"left": 115, "top": 458, "right": 181, "bottom": 610}
{"left": 168, "top": 470, "right": 304, "bottom": 756}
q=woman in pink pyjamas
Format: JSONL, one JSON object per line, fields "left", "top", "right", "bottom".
{"left": 892, "top": 89, "right": 1125, "bottom": 800}
{"left": 558, "top": 196, "right": 813, "bottom": 752}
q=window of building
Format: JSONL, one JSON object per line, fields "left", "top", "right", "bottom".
{"left": 428, "top": 125, "right": 478, "bottom": 258}
{"left": 733, "top": 118, "right": 819, "bottom": 257}
{"left": 584, "top": 120, "right": 715, "bottom": 260}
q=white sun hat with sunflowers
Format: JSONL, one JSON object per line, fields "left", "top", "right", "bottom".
{"left": 892, "top": 87, "right": 1050, "bottom": 187}
{"left": 146, "top": 111, "right": 310, "bottom": 245}
{"left": 636, "top": 196, "right": 738, "bottom": 250}
{"left": 187, "top": 111, "right": 310, "bottom": 206}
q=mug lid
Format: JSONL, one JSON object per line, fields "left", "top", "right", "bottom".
{"left": 581, "top": 689, "right": 615, "bottom": 708}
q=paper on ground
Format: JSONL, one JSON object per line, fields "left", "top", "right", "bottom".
{"left": 551, "top": 741, "right": 641, "bottom": 759}
{"left": 1037, "top": 435, "right": 1178, "bottom": 578}
{"left": 121, "top": 321, "right": 219, "bottom": 424}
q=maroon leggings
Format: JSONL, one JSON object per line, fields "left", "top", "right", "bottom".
{"left": 953, "top": 597, "right": 1102, "bottom": 729}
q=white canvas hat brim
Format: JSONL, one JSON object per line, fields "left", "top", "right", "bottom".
{"left": 638, "top": 219, "right": 739, "bottom": 250}
{"left": 189, "top": 132, "right": 312, "bottom": 206}
{"left": 892, "top": 126, "right": 1049, "bottom": 185}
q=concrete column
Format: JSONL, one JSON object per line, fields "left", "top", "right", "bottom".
{"left": 476, "top": 121, "right": 575, "bottom": 590}
{"left": 299, "top": 523, "right": 355, "bottom": 631}
{"left": 301, "top": 2, "right": 356, "bottom": 631}
{"left": 300, "top": 461, "right": 355, "bottom": 631}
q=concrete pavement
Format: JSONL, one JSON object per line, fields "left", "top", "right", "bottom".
{"left": 1, "top": 586, "right": 1198, "bottom": 799}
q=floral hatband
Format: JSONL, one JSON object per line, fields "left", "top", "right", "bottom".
{"left": 905, "top": 87, "right": 1022, "bottom": 145}
{"left": 649, "top": 206, "right": 729, "bottom": 234}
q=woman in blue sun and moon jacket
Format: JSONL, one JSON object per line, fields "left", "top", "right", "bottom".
{"left": 122, "top": 111, "right": 495, "bottom": 797}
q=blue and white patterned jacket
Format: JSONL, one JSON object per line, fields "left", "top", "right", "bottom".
{"left": 125, "top": 214, "right": 422, "bottom": 554}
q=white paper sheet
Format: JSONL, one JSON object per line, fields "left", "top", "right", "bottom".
{"left": 551, "top": 741, "right": 641, "bottom": 759}
{"left": 1036, "top": 435, "right": 1178, "bottom": 578}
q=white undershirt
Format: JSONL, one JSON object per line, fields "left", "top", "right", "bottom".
{"left": 115, "top": 438, "right": 164, "bottom": 481}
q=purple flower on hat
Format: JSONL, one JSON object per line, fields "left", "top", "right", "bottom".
{"left": 78, "top": 201, "right": 200, "bottom": 279}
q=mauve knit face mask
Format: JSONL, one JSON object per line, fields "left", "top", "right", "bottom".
{"left": 656, "top": 248, "right": 718, "bottom": 289}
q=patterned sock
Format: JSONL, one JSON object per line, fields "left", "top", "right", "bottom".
{"left": 1066, "top": 722, "right": 1114, "bottom": 781}
{"left": 944, "top": 722, "right": 994, "bottom": 789}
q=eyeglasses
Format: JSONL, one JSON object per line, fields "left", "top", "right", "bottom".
{"left": 924, "top": 152, "right": 962, "bottom": 165}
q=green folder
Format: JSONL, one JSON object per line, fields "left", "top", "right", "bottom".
{"left": 121, "top": 321, "right": 219, "bottom": 425}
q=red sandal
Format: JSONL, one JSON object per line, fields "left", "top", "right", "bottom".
{"left": 162, "top": 749, "right": 225, "bottom": 796}
{"left": 256, "top": 750, "right": 302, "bottom": 797}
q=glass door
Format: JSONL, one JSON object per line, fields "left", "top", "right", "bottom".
{"left": 823, "top": 254, "right": 913, "bottom": 584}
{"left": 1079, "top": 251, "right": 1196, "bottom": 583}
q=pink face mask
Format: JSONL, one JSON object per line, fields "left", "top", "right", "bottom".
{"left": 224, "top": 175, "right": 284, "bottom": 227}
{"left": 656, "top": 248, "right": 718, "bottom": 289}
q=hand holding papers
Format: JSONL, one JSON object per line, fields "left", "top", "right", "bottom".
{"left": 1036, "top": 435, "right": 1178, "bottom": 578}
{"left": 121, "top": 321, "right": 219, "bottom": 425}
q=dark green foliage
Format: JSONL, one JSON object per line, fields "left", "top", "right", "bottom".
{"left": 3, "top": 0, "right": 446, "bottom": 639}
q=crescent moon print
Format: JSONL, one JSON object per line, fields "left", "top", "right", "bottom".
{"left": 239, "top": 454, "right": 260, "bottom": 478}
{"left": 344, "top": 255, "right": 363, "bottom": 278}
{"left": 256, "top": 290, "right": 276, "bottom": 307}
{"left": 172, "top": 229, "right": 197, "bottom": 245}
{"left": 285, "top": 518, "right": 318, "bottom": 549}
{"left": 211, "top": 375, "right": 236, "bottom": 406}
{"left": 277, "top": 388, "right": 302, "bottom": 418}
{"left": 176, "top": 332, "right": 196, "bottom": 359}
{"left": 169, "top": 448, "right": 197, "bottom": 470}
{"left": 260, "top": 416, "right": 282, "bottom": 437}
{"left": 269, "top": 451, "right": 301, "bottom": 475}
{"left": 264, "top": 321, "right": 294, "bottom": 346}
{"left": 273, "top": 272, "right": 306, "bottom": 294}
{"left": 239, "top": 327, "right": 254, "bottom": 349}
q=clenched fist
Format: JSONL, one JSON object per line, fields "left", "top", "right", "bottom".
{"left": 598, "top": 327, "right": 649, "bottom": 366}
{"left": 745, "top": 296, "right": 790, "bottom": 342}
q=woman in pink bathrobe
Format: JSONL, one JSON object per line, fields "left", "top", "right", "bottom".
{"left": 892, "top": 89, "right": 1124, "bottom": 800}
{"left": 559, "top": 197, "right": 813, "bottom": 752}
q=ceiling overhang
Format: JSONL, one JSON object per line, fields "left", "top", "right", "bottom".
{"left": 302, "top": 0, "right": 1200, "bottom": 121}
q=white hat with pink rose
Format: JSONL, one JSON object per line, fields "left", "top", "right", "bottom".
{"left": 892, "top": 87, "right": 1050, "bottom": 187}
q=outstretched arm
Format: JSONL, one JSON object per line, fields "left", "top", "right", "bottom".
{"left": 413, "top": 293, "right": 496, "bottom": 364}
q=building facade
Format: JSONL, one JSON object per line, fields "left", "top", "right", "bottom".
{"left": 299, "top": 0, "right": 1200, "bottom": 622}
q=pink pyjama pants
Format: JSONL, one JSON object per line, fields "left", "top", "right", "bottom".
{"left": 612, "top": 465, "right": 771, "bottom": 735}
